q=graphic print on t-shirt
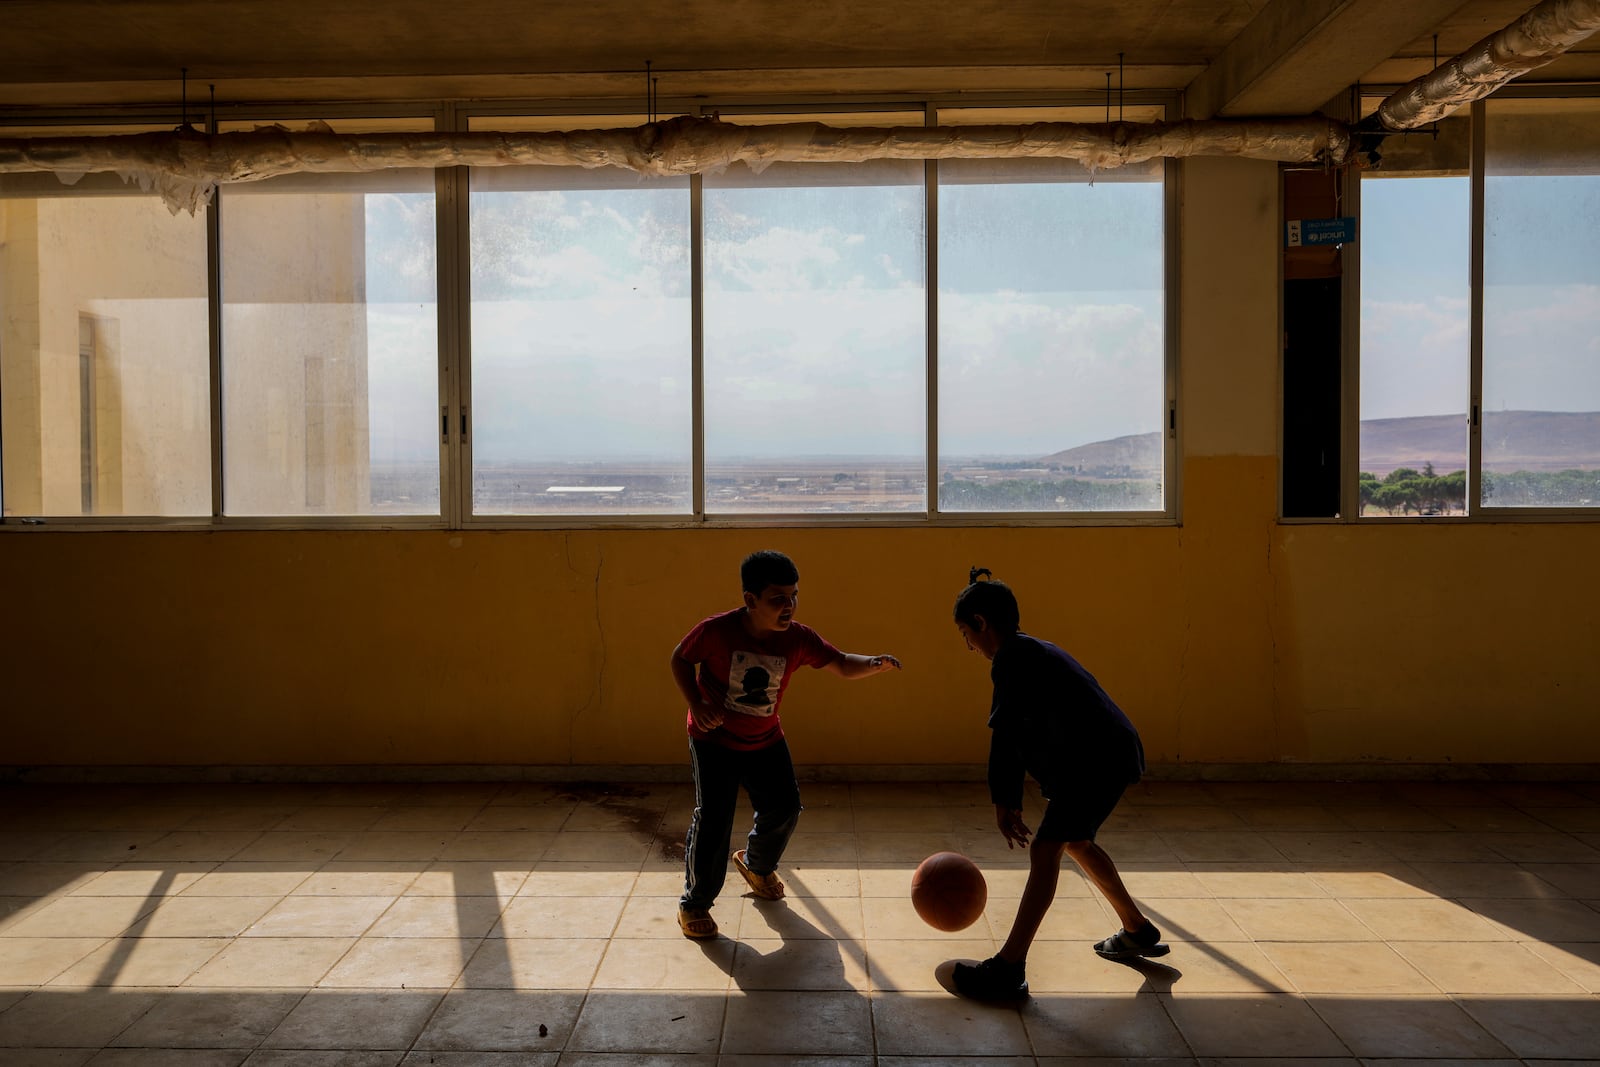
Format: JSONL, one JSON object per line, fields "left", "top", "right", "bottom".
{"left": 726, "top": 650, "right": 787, "bottom": 716}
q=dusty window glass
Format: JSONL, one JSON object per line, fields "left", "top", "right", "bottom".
{"left": 219, "top": 169, "right": 440, "bottom": 516}
{"left": 1481, "top": 98, "right": 1600, "bottom": 509}
{"left": 702, "top": 156, "right": 927, "bottom": 515}
{"left": 468, "top": 164, "right": 692, "bottom": 515}
{"left": 1358, "top": 115, "right": 1471, "bottom": 517}
{"left": 938, "top": 155, "right": 1165, "bottom": 513}
{"left": 1, "top": 173, "right": 211, "bottom": 518}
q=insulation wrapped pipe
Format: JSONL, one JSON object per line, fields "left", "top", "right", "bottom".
{"left": 1376, "top": 0, "right": 1600, "bottom": 130}
{"left": 0, "top": 115, "right": 1353, "bottom": 214}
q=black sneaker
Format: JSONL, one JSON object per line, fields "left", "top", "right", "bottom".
{"left": 952, "top": 955, "right": 1029, "bottom": 1000}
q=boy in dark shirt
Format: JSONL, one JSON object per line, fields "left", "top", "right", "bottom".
{"left": 951, "top": 569, "right": 1167, "bottom": 999}
{"left": 670, "top": 549, "right": 901, "bottom": 939}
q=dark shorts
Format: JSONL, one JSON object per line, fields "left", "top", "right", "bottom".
{"left": 1035, "top": 774, "right": 1129, "bottom": 843}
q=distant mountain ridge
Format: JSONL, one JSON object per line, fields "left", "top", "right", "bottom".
{"left": 1040, "top": 432, "right": 1163, "bottom": 478}
{"left": 1361, "top": 411, "right": 1600, "bottom": 476}
{"left": 1038, "top": 411, "right": 1600, "bottom": 479}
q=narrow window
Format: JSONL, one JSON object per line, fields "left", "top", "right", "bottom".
{"left": 467, "top": 117, "right": 692, "bottom": 516}
{"left": 218, "top": 124, "right": 440, "bottom": 518}
{"left": 1358, "top": 114, "right": 1471, "bottom": 517}
{"left": 937, "top": 106, "right": 1168, "bottom": 515}
{"left": 702, "top": 112, "right": 928, "bottom": 515}
{"left": 1481, "top": 98, "right": 1600, "bottom": 509}
{"left": 0, "top": 171, "right": 209, "bottom": 518}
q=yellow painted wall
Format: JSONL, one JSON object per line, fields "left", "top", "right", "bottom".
{"left": 1274, "top": 521, "right": 1600, "bottom": 763}
{"left": 2, "top": 157, "right": 1597, "bottom": 770}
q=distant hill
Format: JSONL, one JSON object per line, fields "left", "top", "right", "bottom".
{"left": 1360, "top": 411, "right": 1600, "bottom": 477}
{"left": 1040, "top": 432, "right": 1162, "bottom": 479}
{"left": 1036, "top": 411, "right": 1600, "bottom": 480}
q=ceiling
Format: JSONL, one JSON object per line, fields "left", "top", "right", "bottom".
{"left": 2, "top": 0, "right": 1596, "bottom": 116}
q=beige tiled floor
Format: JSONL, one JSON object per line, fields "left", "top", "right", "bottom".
{"left": 1, "top": 777, "right": 1598, "bottom": 1065}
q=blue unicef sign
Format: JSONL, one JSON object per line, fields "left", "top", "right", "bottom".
{"left": 1286, "top": 216, "right": 1357, "bottom": 247}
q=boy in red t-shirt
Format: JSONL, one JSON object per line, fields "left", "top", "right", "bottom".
{"left": 670, "top": 549, "right": 901, "bottom": 939}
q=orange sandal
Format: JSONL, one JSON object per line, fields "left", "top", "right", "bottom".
{"left": 732, "top": 849, "right": 785, "bottom": 900}
{"left": 678, "top": 907, "right": 718, "bottom": 940}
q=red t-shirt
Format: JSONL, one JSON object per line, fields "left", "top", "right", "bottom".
{"left": 677, "top": 607, "right": 842, "bottom": 750}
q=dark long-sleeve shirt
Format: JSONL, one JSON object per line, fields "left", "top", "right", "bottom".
{"left": 986, "top": 632, "right": 1145, "bottom": 809}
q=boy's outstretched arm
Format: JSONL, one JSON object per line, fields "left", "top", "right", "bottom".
{"left": 824, "top": 652, "right": 903, "bottom": 679}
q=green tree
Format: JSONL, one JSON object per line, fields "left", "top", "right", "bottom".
{"left": 1437, "top": 470, "right": 1467, "bottom": 513}
{"left": 1384, "top": 467, "right": 1421, "bottom": 486}
{"left": 1377, "top": 468, "right": 1430, "bottom": 514}
{"left": 1357, "top": 472, "right": 1381, "bottom": 516}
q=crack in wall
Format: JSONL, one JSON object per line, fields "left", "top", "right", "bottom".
{"left": 557, "top": 533, "right": 581, "bottom": 763}
{"left": 1266, "top": 523, "right": 1283, "bottom": 761}
{"left": 556, "top": 535, "right": 607, "bottom": 765}
{"left": 1174, "top": 525, "right": 1189, "bottom": 763}
{"left": 588, "top": 547, "right": 606, "bottom": 731}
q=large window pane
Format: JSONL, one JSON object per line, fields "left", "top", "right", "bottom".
{"left": 1357, "top": 115, "right": 1472, "bottom": 517}
{"left": 703, "top": 158, "right": 927, "bottom": 514}
{"left": 1482, "top": 99, "right": 1600, "bottom": 508}
{"left": 937, "top": 156, "right": 1165, "bottom": 512}
{"left": 220, "top": 170, "right": 439, "bottom": 516}
{"left": 469, "top": 166, "right": 691, "bottom": 515}
{"left": 1, "top": 176, "right": 210, "bottom": 517}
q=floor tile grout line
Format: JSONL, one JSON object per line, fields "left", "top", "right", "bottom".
{"left": 2, "top": 780, "right": 1599, "bottom": 1059}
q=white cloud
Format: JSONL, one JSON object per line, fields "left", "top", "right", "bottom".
{"left": 1360, "top": 296, "right": 1472, "bottom": 420}
{"left": 706, "top": 226, "right": 843, "bottom": 291}
{"left": 937, "top": 291, "right": 1163, "bottom": 454}
{"left": 1484, "top": 283, "right": 1600, "bottom": 410}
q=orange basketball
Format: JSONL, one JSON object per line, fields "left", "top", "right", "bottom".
{"left": 910, "top": 850, "right": 987, "bottom": 932}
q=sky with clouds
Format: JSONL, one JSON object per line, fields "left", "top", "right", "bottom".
{"left": 1361, "top": 172, "right": 1600, "bottom": 421}
{"left": 363, "top": 167, "right": 1167, "bottom": 466}
{"left": 359, "top": 159, "right": 1595, "bottom": 470}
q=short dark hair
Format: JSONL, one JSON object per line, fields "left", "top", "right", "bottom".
{"left": 953, "top": 571, "right": 1020, "bottom": 633}
{"left": 741, "top": 550, "right": 799, "bottom": 594}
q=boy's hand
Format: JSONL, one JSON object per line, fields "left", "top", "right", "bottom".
{"left": 688, "top": 701, "right": 725, "bottom": 732}
{"left": 868, "top": 655, "right": 902, "bottom": 672}
{"left": 995, "top": 805, "right": 1031, "bottom": 849}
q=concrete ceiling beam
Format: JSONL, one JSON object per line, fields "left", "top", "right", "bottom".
{"left": 1185, "top": 0, "right": 1474, "bottom": 118}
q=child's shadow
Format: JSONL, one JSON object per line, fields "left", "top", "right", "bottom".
{"left": 695, "top": 872, "right": 868, "bottom": 998}
{"left": 1107, "top": 954, "right": 1182, "bottom": 993}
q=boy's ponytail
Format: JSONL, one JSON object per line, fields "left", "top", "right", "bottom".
{"left": 954, "top": 567, "right": 1020, "bottom": 632}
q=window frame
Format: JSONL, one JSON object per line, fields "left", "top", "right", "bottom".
{"left": 1344, "top": 84, "right": 1600, "bottom": 524}
{"left": 1, "top": 92, "right": 1181, "bottom": 531}
{"left": 0, "top": 110, "right": 218, "bottom": 527}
